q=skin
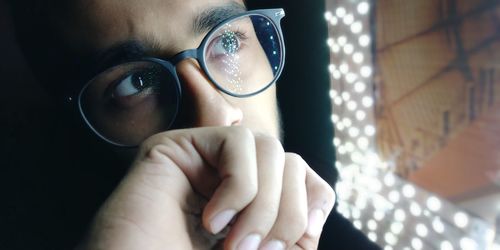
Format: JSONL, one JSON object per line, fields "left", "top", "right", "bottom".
{"left": 53, "top": 0, "right": 336, "bottom": 249}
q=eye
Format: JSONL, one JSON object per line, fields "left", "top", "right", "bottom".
{"left": 209, "top": 30, "right": 246, "bottom": 58}
{"left": 113, "top": 71, "right": 152, "bottom": 98}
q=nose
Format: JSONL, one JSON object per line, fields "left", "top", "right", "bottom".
{"left": 175, "top": 59, "right": 244, "bottom": 127}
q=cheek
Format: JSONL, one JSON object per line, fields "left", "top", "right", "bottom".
{"left": 237, "top": 87, "right": 280, "bottom": 138}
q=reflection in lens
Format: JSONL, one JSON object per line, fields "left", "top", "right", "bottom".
{"left": 220, "top": 25, "right": 243, "bottom": 93}
{"left": 79, "top": 61, "right": 179, "bottom": 146}
{"left": 204, "top": 14, "right": 282, "bottom": 96}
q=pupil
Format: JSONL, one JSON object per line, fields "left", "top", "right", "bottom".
{"left": 221, "top": 30, "right": 238, "bottom": 54}
{"left": 132, "top": 73, "right": 146, "bottom": 90}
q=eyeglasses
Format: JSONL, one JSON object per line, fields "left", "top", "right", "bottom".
{"left": 73, "top": 8, "right": 286, "bottom": 147}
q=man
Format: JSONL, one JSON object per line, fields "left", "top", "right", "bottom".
{"left": 6, "top": 0, "right": 384, "bottom": 249}
{"left": 7, "top": 0, "right": 337, "bottom": 249}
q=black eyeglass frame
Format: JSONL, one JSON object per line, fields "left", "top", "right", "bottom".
{"left": 67, "top": 8, "right": 286, "bottom": 148}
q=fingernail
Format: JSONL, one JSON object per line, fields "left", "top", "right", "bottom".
{"left": 307, "top": 209, "right": 325, "bottom": 237}
{"left": 210, "top": 209, "right": 236, "bottom": 234}
{"left": 237, "top": 234, "right": 261, "bottom": 250}
{"left": 260, "top": 240, "right": 285, "bottom": 250}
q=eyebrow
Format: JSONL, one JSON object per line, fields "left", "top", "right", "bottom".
{"left": 88, "top": 2, "right": 247, "bottom": 73}
{"left": 193, "top": 2, "right": 247, "bottom": 34}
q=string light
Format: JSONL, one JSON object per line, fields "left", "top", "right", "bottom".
{"left": 324, "top": 11, "right": 333, "bottom": 20}
{"left": 351, "top": 21, "right": 363, "bottom": 34}
{"left": 411, "top": 238, "right": 423, "bottom": 250}
{"left": 416, "top": 224, "right": 428, "bottom": 237}
{"left": 326, "top": 2, "right": 486, "bottom": 249}
{"left": 336, "top": 7, "right": 346, "bottom": 18}
{"left": 427, "top": 196, "right": 442, "bottom": 211}
{"left": 343, "top": 14, "right": 354, "bottom": 25}
{"left": 354, "top": 81, "right": 367, "bottom": 92}
{"left": 440, "top": 241, "right": 453, "bottom": 250}
{"left": 337, "top": 36, "right": 348, "bottom": 46}
{"left": 402, "top": 184, "right": 416, "bottom": 198}
{"left": 362, "top": 96, "right": 374, "bottom": 107}
{"left": 359, "top": 34, "right": 371, "bottom": 47}
{"left": 357, "top": 2, "right": 370, "bottom": 15}
{"left": 432, "top": 217, "right": 445, "bottom": 233}
{"left": 353, "top": 52, "right": 364, "bottom": 64}
{"left": 356, "top": 110, "right": 366, "bottom": 121}
{"left": 454, "top": 212, "right": 469, "bottom": 228}
{"left": 344, "top": 43, "right": 354, "bottom": 54}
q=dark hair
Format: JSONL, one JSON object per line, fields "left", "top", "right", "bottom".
{"left": 7, "top": 0, "right": 83, "bottom": 101}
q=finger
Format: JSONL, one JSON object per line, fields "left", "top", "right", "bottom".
{"left": 223, "top": 134, "right": 286, "bottom": 250}
{"left": 296, "top": 166, "right": 336, "bottom": 250}
{"left": 260, "top": 153, "right": 308, "bottom": 250}
{"left": 140, "top": 126, "right": 259, "bottom": 234}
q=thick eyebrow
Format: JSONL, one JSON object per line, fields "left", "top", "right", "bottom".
{"left": 193, "top": 2, "right": 247, "bottom": 35}
{"left": 88, "top": 2, "right": 247, "bottom": 73}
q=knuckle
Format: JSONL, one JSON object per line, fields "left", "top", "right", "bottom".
{"left": 258, "top": 135, "right": 285, "bottom": 155}
{"left": 285, "top": 153, "right": 307, "bottom": 176}
{"left": 228, "top": 126, "right": 253, "bottom": 140}
{"left": 236, "top": 179, "right": 258, "bottom": 203}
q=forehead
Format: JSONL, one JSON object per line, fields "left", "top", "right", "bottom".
{"left": 64, "top": 0, "right": 246, "bottom": 52}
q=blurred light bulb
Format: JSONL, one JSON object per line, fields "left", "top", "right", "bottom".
{"left": 374, "top": 210, "right": 385, "bottom": 221}
{"left": 427, "top": 196, "right": 442, "bottom": 211}
{"left": 354, "top": 81, "right": 366, "bottom": 92}
{"left": 440, "top": 241, "right": 453, "bottom": 250}
{"left": 389, "top": 190, "right": 400, "bottom": 203}
{"left": 459, "top": 238, "right": 476, "bottom": 250}
{"left": 410, "top": 202, "right": 422, "bottom": 217}
{"left": 411, "top": 238, "right": 423, "bottom": 250}
{"left": 333, "top": 70, "right": 341, "bottom": 79}
{"left": 384, "top": 232, "right": 397, "bottom": 246}
{"left": 343, "top": 14, "right": 354, "bottom": 25}
{"left": 342, "top": 117, "right": 352, "bottom": 127}
{"left": 347, "top": 100, "right": 358, "bottom": 111}
{"left": 356, "top": 110, "right": 366, "bottom": 121}
{"left": 336, "top": 7, "right": 346, "bottom": 17}
{"left": 357, "top": 137, "right": 369, "bottom": 149}
{"left": 454, "top": 212, "right": 469, "bottom": 228}
{"left": 390, "top": 222, "right": 403, "bottom": 235}
{"left": 367, "top": 220, "right": 377, "bottom": 231}
{"left": 416, "top": 224, "right": 428, "bottom": 237}
{"left": 346, "top": 73, "right": 358, "bottom": 83}
{"left": 361, "top": 65, "right": 373, "bottom": 77}
{"left": 353, "top": 52, "right": 364, "bottom": 64}
{"left": 351, "top": 21, "right": 363, "bottom": 34}
{"left": 402, "top": 184, "right": 416, "bottom": 198}
{"left": 324, "top": 11, "right": 333, "bottom": 20}
{"left": 332, "top": 44, "right": 340, "bottom": 53}
{"left": 365, "top": 125, "right": 376, "bottom": 136}
{"left": 344, "top": 43, "right": 354, "bottom": 54}
{"left": 432, "top": 217, "right": 445, "bottom": 233}
{"left": 349, "top": 127, "right": 360, "bottom": 137}
{"left": 394, "top": 209, "right": 406, "bottom": 221}
{"left": 368, "top": 232, "right": 377, "bottom": 242}
{"left": 359, "top": 34, "right": 371, "bottom": 47}
{"left": 339, "top": 63, "right": 349, "bottom": 74}
{"left": 327, "top": 38, "right": 334, "bottom": 47}
{"left": 330, "top": 17, "right": 338, "bottom": 26}
{"left": 353, "top": 220, "right": 362, "bottom": 230}
{"left": 362, "top": 96, "right": 374, "bottom": 107}
{"left": 331, "top": 114, "right": 339, "bottom": 123}
{"left": 357, "top": 2, "right": 370, "bottom": 15}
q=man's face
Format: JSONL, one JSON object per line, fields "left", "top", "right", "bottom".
{"left": 59, "top": 0, "right": 281, "bottom": 141}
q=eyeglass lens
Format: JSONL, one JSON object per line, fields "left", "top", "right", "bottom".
{"left": 79, "top": 13, "right": 283, "bottom": 146}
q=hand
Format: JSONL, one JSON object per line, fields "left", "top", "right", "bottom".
{"left": 79, "top": 126, "right": 336, "bottom": 250}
